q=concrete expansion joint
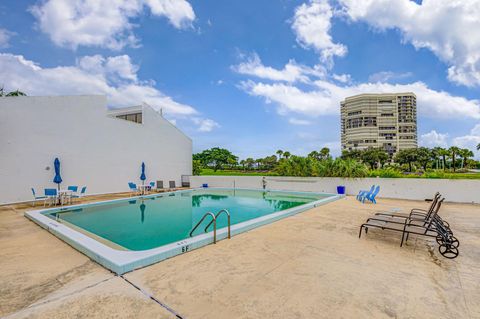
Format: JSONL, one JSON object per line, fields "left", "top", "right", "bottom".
{"left": 120, "top": 275, "right": 185, "bottom": 319}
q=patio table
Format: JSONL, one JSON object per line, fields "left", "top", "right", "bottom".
{"left": 59, "top": 189, "right": 73, "bottom": 205}
{"left": 137, "top": 185, "right": 149, "bottom": 195}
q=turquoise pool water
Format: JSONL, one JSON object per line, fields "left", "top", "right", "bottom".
{"left": 46, "top": 189, "right": 331, "bottom": 251}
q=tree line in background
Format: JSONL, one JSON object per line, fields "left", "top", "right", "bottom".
{"left": 0, "top": 87, "right": 26, "bottom": 97}
{"left": 193, "top": 145, "right": 480, "bottom": 178}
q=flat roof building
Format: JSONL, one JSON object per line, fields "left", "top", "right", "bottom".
{"left": 0, "top": 95, "right": 192, "bottom": 204}
{"left": 340, "top": 93, "right": 417, "bottom": 157}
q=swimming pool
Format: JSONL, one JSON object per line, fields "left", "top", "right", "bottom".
{"left": 26, "top": 188, "right": 340, "bottom": 274}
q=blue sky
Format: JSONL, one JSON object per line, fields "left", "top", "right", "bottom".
{"left": 0, "top": 0, "right": 479, "bottom": 159}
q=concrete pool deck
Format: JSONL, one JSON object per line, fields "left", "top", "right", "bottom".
{"left": 1, "top": 194, "right": 479, "bottom": 318}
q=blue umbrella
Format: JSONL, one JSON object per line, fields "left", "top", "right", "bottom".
{"left": 53, "top": 157, "right": 62, "bottom": 191}
{"left": 140, "top": 162, "right": 146, "bottom": 186}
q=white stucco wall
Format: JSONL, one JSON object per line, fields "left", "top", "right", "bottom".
{"left": 0, "top": 95, "right": 192, "bottom": 204}
{"left": 190, "top": 176, "right": 480, "bottom": 204}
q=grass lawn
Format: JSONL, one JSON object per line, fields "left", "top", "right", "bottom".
{"left": 200, "top": 169, "right": 480, "bottom": 179}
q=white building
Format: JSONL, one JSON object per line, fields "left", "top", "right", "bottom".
{"left": 0, "top": 95, "right": 192, "bottom": 204}
{"left": 340, "top": 93, "right": 417, "bottom": 157}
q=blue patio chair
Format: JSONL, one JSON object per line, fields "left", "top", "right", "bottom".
{"left": 44, "top": 188, "right": 58, "bottom": 207}
{"left": 128, "top": 182, "right": 139, "bottom": 196}
{"left": 71, "top": 186, "right": 87, "bottom": 202}
{"left": 363, "top": 186, "right": 380, "bottom": 204}
{"left": 31, "top": 188, "right": 46, "bottom": 206}
{"left": 357, "top": 185, "right": 375, "bottom": 201}
{"left": 64, "top": 186, "right": 79, "bottom": 204}
{"left": 146, "top": 181, "right": 155, "bottom": 194}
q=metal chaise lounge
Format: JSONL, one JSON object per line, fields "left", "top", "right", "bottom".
{"left": 373, "top": 193, "right": 451, "bottom": 230}
{"left": 375, "top": 192, "right": 440, "bottom": 219}
{"left": 372, "top": 193, "right": 440, "bottom": 225}
{"left": 358, "top": 199, "right": 459, "bottom": 258}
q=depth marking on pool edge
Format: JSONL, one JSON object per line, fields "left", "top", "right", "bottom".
{"left": 120, "top": 275, "right": 185, "bottom": 319}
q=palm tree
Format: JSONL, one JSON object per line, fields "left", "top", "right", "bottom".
{"left": 438, "top": 148, "right": 449, "bottom": 171}
{"left": 477, "top": 143, "right": 480, "bottom": 151}
{"left": 308, "top": 151, "right": 320, "bottom": 160}
{"left": 459, "top": 148, "right": 474, "bottom": 169}
{"left": 239, "top": 159, "right": 246, "bottom": 171}
{"left": 283, "top": 151, "right": 291, "bottom": 159}
{"left": 245, "top": 158, "right": 255, "bottom": 170}
{"left": 255, "top": 158, "right": 263, "bottom": 170}
{"left": 319, "top": 147, "right": 330, "bottom": 161}
{"left": 448, "top": 146, "right": 460, "bottom": 172}
{"left": 276, "top": 150, "right": 283, "bottom": 160}
{"left": 431, "top": 147, "right": 442, "bottom": 169}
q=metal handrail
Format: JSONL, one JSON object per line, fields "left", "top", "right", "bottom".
{"left": 205, "top": 209, "right": 231, "bottom": 239}
{"left": 189, "top": 212, "right": 217, "bottom": 243}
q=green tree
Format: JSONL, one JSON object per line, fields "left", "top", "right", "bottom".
{"left": 0, "top": 88, "right": 27, "bottom": 97}
{"left": 276, "top": 150, "right": 283, "bottom": 160}
{"left": 394, "top": 148, "right": 417, "bottom": 172}
{"left": 283, "top": 151, "right": 291, "bottom": 159}
{"left": 361, "top": 147, "right": 388, "bottom": 169}
{"left": 448, "top": 146, "right": 460, "bottom": 172}
{"left": 307, "top": 151, "right": 320, "bottom": 160}
{"left": 477, "top": 143, "right": 480, "bottom": 151}
{"left": 340, "top": 149, "right": 362, "bottom": 161}
{"left": 5, "top": 90, "right": 26, "bottom": 96}
{"left": 227, "top": 157, "right": 238, "bottom": 169}
{"left": 239, "top": 159, "right": 246, "bottom": 170}
{"left": 459, "top": 148, "right": 474, "bottom": 169}
{"left": 431, "top": 147, "right": 443, "bottom": 169}
{"left": 193, "top": 147, "right": 238, "bottom": 171}
{"left": 415, "top": 147, "right": 431, "bottom": 171}
{"left": 319, "top": 147, "right": 331, "bottom": 161}
{"left": 245, "top": 158, "right": 255, "bottom": 170}
{"left": 262, "top": 155, "right": 277, "bottom": 170}
{"left": 437, "top": 147, "right": 449, "bottom": 171}
{"left": 192, "top": 160, "right": 202, "bottom": 175}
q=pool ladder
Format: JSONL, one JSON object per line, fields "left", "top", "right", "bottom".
{"left": 189, "top": 209, "right": 231, "bottom": 244}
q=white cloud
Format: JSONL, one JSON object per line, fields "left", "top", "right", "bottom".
{"left": 144, "top": 0, "right": 195, "bottom": 28}
{"left": 240, "top": 80, "right": 338, "bottom": 116}
{"left": 77, "top": 55, "right": 139, "bottom": 82}
{"left": 368, "top": 71, "right": 413, "bottom": 83}
{"left": 0, "top": 28, "right": 14, "bottom": 48}
{"left": 30, "top": 0, "right": 195, "bottom": 50}
{"left": 232, "top": 53, "right": 325, "bottom": 83}
{"left": 332, "top": 73, "right": 351, "bottom": 83}
{"left": 420, "top": 130, "right": 449, "bottom": 148}
{"left": 453, "top": 124, "right": 480, "bottom": 158}
{"left": 0, "top": 53, "right": 196, "bottom": 116}
{"left": 240, "top": 77, "right": 480, "bottom": 120}
{"left": 339, "top": 0, "right": 480, "bottom": 87}
{"left": 192, "top": 118, "right": 220, "bottom": 132}
{"left": 291, "top": 0, "right": 347, "bottom": 66}
{"left": 289, "top": 118, "right": 312, "bottom": 125}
